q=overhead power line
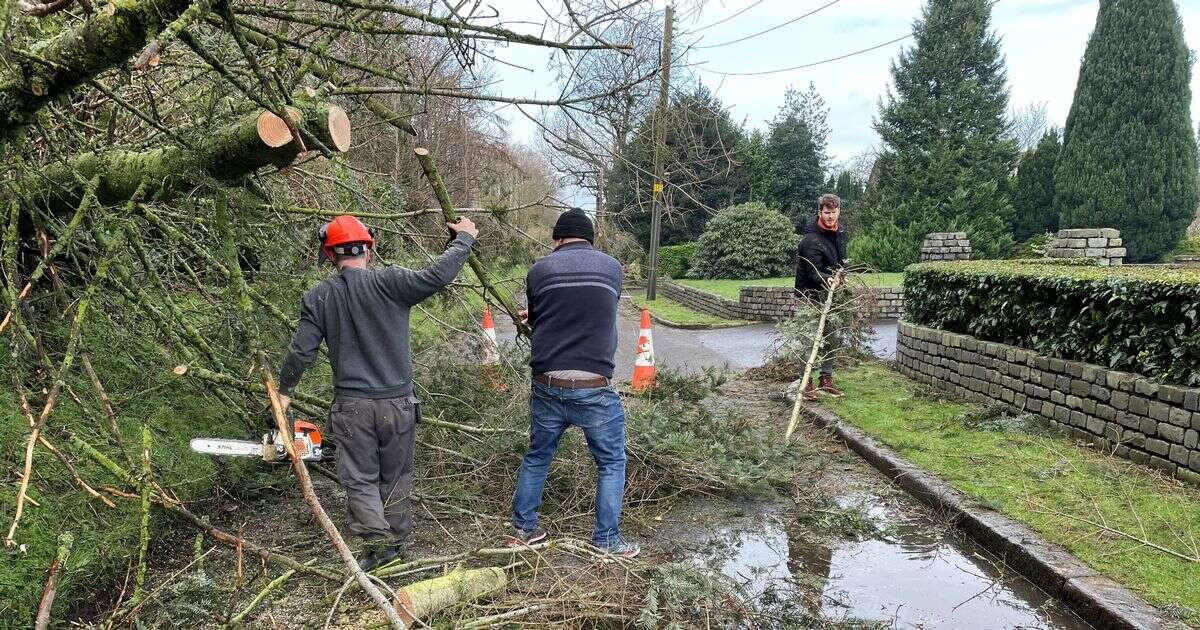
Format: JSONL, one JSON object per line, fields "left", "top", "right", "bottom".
{"left": 690, "top": 0, "right": 771, "bottom": 34}
{"left": 698, "top": 0, "right": 1002, "bottom": 76}
{"left": 693, "top": 0, "right": 842, "bottom": 50}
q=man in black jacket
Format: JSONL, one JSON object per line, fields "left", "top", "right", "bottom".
{"left": 793, "top": 193, "right": 847, "bottom": 401}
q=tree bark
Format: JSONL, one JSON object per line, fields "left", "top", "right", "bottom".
{"left": 0, "top": 0, "right": 195, "bottom": 141}
{"left": 27, "top": 101, "right": 349, "bottom": 218}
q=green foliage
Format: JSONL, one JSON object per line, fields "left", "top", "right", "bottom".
{"left": 1010, "top": 231, "right": 1055, "bottom": 259}
{"left": 1171, "top": 235, "right": 1200, "bottom": 257}
{"left": 905, "top": 261, "right": 1200, "bottom": 386}
{"left": 847, "top": 221, "right": 921, "bottom": 272}
{"left": 1012, "top": 129, "right": 1062, "bottom": 241}
{"left": 767, "top": 83, "right": 828, "bottom": 229}
{"left": 628, "top": 369, "right": 789, "bottom": 496}
{"left": 688, "top": 202, "right": 798, "bottom": 279}
{"left": 866, "top": 0, "right": 1018, "bottom": 260}
{"left": 0, "top": 322, "right": 265, "bottom": 627}
{"left": 610, "top": 84, "right": 749, "bottom": 246}
{"left": 1054, "top": 0, "right": 1198, "bottom": 262}
{"left": 737, "top": 129, "right": 775, "bottom": 205}
{"left": 657, "top": 242, "right": 697, "bottom": 278}
{"left": 767, "top": 291, "right": 876, "bottom": 372}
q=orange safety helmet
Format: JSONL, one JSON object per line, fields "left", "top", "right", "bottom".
{"left": 318, "top": 215, "right": 375, "bottom": 261}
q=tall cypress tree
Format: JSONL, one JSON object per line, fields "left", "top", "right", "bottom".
{"left": 1055, "top": 0, "right": 1198, "bottom": 262}
{"left": 867, "top": 0, "right": 1017, "bottom": 260}
{"left": 1012, "top": 129, "right": 1062, "bottom": 241}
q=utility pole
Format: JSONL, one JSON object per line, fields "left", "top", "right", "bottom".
{"left": 645, "top": 4, "right": 674, "bottom": 301}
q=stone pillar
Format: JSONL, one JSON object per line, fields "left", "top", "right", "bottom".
{"left": 1046, "top": 228, "right": 1125, "bottom": 266}
{"left": 920, "top": 232, "right": 972, "bottom": 261}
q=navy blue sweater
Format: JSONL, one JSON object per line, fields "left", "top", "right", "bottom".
{"left": 526, "top": 241, "right": 622, "bottom": 377}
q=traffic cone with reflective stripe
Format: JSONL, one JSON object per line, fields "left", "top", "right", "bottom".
{"left": 481, "top": 307, "right": 500, "bottom": 366}
{"left": 631, "top": 308, "right": 656, "bottom": 390}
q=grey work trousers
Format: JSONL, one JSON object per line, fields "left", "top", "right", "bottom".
{"left": 328, "top": 396, "right": 419, "bottom": 542}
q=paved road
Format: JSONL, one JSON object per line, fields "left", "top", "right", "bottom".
{"left": 495, "top": 295, "right": 897, "bottom": 381}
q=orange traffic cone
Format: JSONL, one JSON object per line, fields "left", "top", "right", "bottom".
{"left": 631, "top": 308, "right": 656, "bottom": 391}
{"left": 481, "top": 307, "right": 500, "bottom": 366}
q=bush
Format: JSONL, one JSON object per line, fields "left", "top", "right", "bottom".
{"left": 905, "top": 261, "right": 1200, "bottom": 386}
{"left": 688, "top": 202, "right": 798, "bottom": 279}
{"left": 848, "top": 222, "right": 920, "bottom": 272}
{"left": 1172, "top": 236, "right": 1200, "bottom": 257}
{"left": 658, "top": 242, "right": 697, "bottom": 278}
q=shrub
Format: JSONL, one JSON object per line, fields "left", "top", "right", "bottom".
{"left": 657, "top": 242, "right": 698, "bottom": 278}
{"left": 1172, "top": 236, "right": 1200, "bottom": 257}
{"left": 905, "top": 261, "right": 1200, "bottom": 386}
{"left": 688, "top": 202, "right": 798, "bottom": 279}
{"left": 848, "top": 222, "right": 920, "bottom": 272}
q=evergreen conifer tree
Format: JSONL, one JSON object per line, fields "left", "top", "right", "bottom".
{"left": 1054, "top": 0, "right": 1198, "bottom": 262}
{"left": 609, "top": 84, "right": 748, "bottom": 245}
{"left": 767, "top": 83, "right": 828, "bottom": 229}
{"left": 867, "top": 0, "right": 1017, "bottom": 260}
{"left": 1012, "top": 129, "right": 1061, "bottom": 241}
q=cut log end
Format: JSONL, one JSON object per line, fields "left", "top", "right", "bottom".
{"left": 256, "top": 107, "right": 303, "bottom": 148}
{"left": 328, "top": 106, "right": 351, "bottom": 152}
{"left": 413, "top": 147, "right": 429, "bottom": 157}
{"left": 172, "top": 365, "right": 189, "bottom": 376}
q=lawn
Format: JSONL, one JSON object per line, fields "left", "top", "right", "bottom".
{"left": 823, "top": 363, "right": 1200, "bottom": 625}
{"left": 631, "top": 296, "right": 745, "bottom": 327}
{"left": 677, "top": 272, "right": 904, "bottom": 300}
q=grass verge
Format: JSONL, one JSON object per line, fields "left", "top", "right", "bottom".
{"left": 678, "top": 273, "right": 903, "bottom": 300}
{"left": 822, "top": 362, "right": 1200, "bottom": 626}
{"left": 631, "top": 295, "right": 746, "bottom": 327}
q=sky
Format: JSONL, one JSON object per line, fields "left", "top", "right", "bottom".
{"left": 482, "top": 0, "right": 1200, "bottom": 202}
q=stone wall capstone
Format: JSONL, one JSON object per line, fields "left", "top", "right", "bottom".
{"left": 920, "top": 232, "right": 972, "bottom": 262}
{"left": 1046, "top": 228, "right": 1125, "bottom": 266}
{"left": 896, "top": 322, "right": 1200, "bottom": 486}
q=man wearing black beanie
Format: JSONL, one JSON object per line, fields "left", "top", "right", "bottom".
{"left": 508, "top": 208, "right": 639, "bottom": 558}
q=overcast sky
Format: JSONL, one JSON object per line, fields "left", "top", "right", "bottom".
{"left": 484, "top": 0, "right": 1200, "bottom": 198}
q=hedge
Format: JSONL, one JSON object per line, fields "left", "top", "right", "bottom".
{"left": 658, "top": 242, "right": 697, "bottom": 278}
{"left": 904, "top": 261, "right": 1200, "bottom": 386}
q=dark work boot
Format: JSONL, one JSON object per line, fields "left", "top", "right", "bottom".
{"left": 818, "top": 375, "right": 844, "bottom": 398}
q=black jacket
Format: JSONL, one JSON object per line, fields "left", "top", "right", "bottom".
{"left": 794, "top": 218, "right": 847, "bottom": 297}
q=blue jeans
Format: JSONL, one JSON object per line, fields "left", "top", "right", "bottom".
{"left": 512, "top": 381, "right": 628, "bottom": 546}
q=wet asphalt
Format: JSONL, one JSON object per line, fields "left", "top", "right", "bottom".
{"left": 494, "top": 294, "right": 898, "bottom": 380}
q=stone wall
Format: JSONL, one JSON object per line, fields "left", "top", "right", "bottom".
{"left": 1046, "top": 228, "right": 1125, "bottom": 266}
{"left": 896, "top": 322, "right": 1200, "bottom": 485}
{"left": 659, "top": 281, "right": 904, "bottom": 321}
{"left": 1173, "top": 255, "right": 1200, "bottom": 268}
{"left": 658, "top": 281, "right": 743, "bottom": 320}
{"left": 920, "top": 232, "right": 972, "bottom": 261}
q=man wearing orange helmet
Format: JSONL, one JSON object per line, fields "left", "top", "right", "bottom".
{"left": 275, "top": 213, "right": 478, "bottom": 571}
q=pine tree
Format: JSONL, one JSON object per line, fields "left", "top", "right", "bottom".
{"left": 609, "top": 84, "right": 748, "bottom": 245}
{"left": 867, "top": 0, "right": 1018, "bottom": 260}
{"left": 1054, "top": 0, "right": 1198, "bottom": 262}
{"left": 738, "top": 130, "right": 775, "bottom": 205}
{"left": 767, "top": 83, "right": 828, "bottom": 229}
{"left": 1012, "top": 129, "right": 1062, "bottom": 241}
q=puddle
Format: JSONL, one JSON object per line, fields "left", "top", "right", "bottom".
{"left": 686, "top": 495, "right": 1094, "bottom": 629}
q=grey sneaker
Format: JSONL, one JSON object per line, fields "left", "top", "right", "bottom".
{"left": 507, "top": 527, "right": 547, "bottom": 547}
{"left": 598, "top": 537, "right": 640, "bottom": 559}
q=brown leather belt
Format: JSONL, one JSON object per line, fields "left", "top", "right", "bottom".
{"left": 533, "top": 373, "right": 609, "bottom": 389}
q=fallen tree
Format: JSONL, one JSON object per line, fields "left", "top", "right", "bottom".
{"left": 23, "top": 100, "right": 350, "bottom": 217}
{"left": 0, "top": 0, "right": 195, "bottom": 141}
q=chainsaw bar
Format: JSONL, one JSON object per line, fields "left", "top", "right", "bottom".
{"left": 190, "top": 437, "right": 267, "bottom": 458}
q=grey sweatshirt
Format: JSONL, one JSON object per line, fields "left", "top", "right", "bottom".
{"left": 278, "top": 233, "right": 475, "bottom": 399}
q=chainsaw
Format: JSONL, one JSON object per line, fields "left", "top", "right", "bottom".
{"left": 190, "top": 419, "right": 325, "bottom": 462}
